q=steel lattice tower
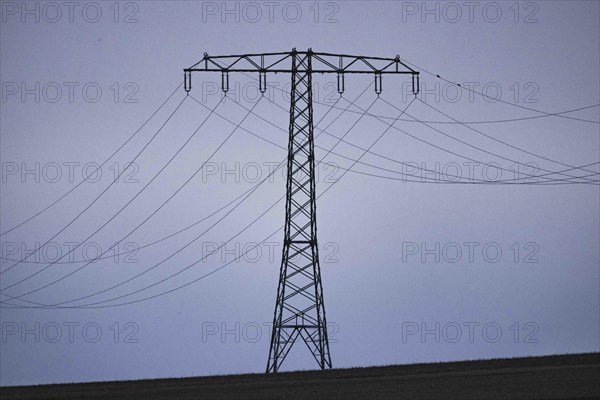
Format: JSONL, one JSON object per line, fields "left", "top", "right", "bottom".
{"left": 183, "top": 48, "right": 419, "bottom": 373}
{"left": 266, "top": 50, "right": 331, "bottom": 372}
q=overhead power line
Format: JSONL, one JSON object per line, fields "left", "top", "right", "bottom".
{"left": 0, "top": 84, "right": 184, "bottom": 237}
{"left": 0, "top": 95, "right": 235, "bottom": 300}
{"left": 0, "top": 96, "right": 189, "bottom": 277}
{"left": 416, "top": 98, "right": 599, "bottom": 175}
{"left": 401, "top": 58, "right": 600, "bottom": 124}
{"left": 0, "top": 79, "right": 361, "bottom": 309}
{"left": 250, "top": 73, "right": 598, "bottom": 185}
{"left": 314, "top": 102, "right": 600, "bottom": 125}
{"left": 0, "top": 80, "right": 416, "bottom": 311}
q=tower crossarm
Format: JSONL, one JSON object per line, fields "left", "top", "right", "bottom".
{"left": 183, "top": 48, "right": 420, "bottom": 95}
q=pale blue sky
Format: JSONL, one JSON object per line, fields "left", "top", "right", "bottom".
{"left": 1, "top": 0, "right": 599, "bottom": 386}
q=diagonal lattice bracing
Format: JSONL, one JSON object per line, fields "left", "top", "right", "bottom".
{"left": 266, "top": 50, "right": 331, "bottom": 373}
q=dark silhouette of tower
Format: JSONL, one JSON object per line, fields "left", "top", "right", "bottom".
{"left": 184, "top": 49, "right": 418, "bottom": 372}
{"left": 266, "top": 50, "right": 331, "bottom": 372}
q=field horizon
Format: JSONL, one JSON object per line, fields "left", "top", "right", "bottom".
{"left": 2, "top": 352, "right": 598, "bottom": 399}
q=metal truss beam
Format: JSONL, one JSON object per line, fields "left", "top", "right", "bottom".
{"left": 184, "top": 48, "right": 419, "bottom": 95}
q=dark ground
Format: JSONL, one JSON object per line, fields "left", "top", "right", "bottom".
{"left": 1, "top": 353, "right": 599, "bottom": 399}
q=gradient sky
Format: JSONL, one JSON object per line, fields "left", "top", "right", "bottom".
{"left": 1, "top": 0, "right": 599, "bottom": 386}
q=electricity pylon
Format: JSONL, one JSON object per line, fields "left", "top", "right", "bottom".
{"left": 184, "top": 49, "right": 419, "bottom": 373}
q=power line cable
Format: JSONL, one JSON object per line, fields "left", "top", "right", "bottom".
{"left": 4, "top": 81, "right": 598, "bottom": 308}
{"left": 0, "top": 84, "right": 183, "bottom": 237}
{"left": 0, "top": 84, "right": 374, "bottom": 308}
{"left": 75, "top": 87, "right": 595, "bottom": 308}
{"left": 0, "top": 96, "right": 188, "bottom": 277}
{"left": 6, "top": 70, "right": 598, "bottom": 307}
{"left": 339, "top": 94, "right": 598, "bottom": 185}
{"left": 233, "top": 84, "right": 599, "bottom": 185}
{"left": 6, "top": 73, "right": 596, "bottom": 268}
{"left": 315, "top": 103, "right": 600, "bottom": 125}
{"left": 1, "top": 88, "right": 409, "bottom": 309}
{"left": 380, "top": 97, "right": 598, "bottom": 184}
{"left": 401, "top": 59, "right": 600, "bottom": 124}
{"left": 0, "top": 87, "right": 348, "bottom": 267}
{"left": 0, "top": 95, "right": 238, "bottom": 300}
{"left": 415, "top": 98, "right": 599, "bottom": 175}
{"left": 243, "top": 72, "right": 598, "bottom": 185}
{"left": 239, "top": 69, "right": 600, "bottom": 125}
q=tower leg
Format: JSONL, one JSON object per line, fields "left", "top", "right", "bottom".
{"left": 266, "top": 49, "right": 331, "bottom": 373}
